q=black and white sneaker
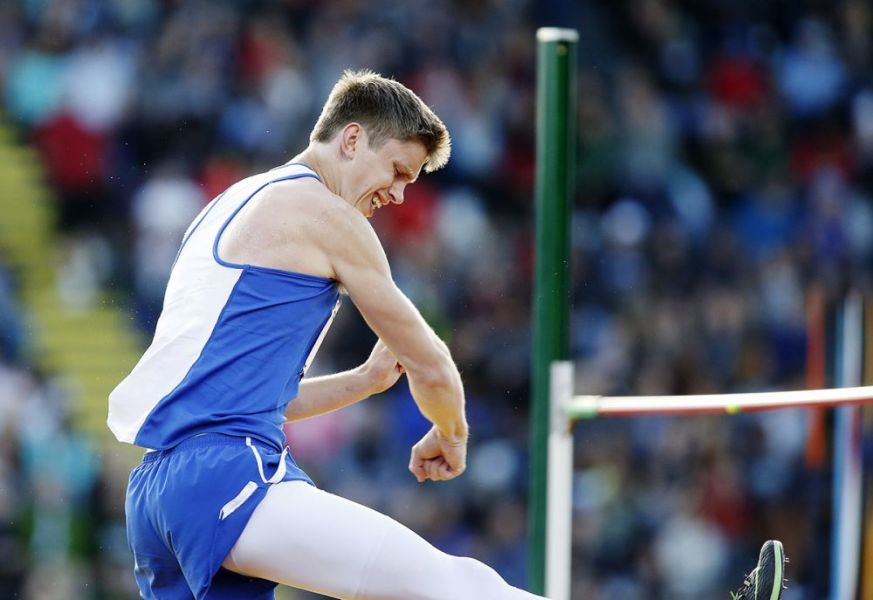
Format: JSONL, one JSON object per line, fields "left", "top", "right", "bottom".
{"left": 730, "top": 540, "right": 787, "bottom": 600}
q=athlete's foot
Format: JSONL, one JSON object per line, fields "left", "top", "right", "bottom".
{"left": 729, "top": 540, "right": 787, "bottom": 600}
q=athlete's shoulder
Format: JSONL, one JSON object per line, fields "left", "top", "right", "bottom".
{"left": 263, "top": 174, "right": 330, "bottom": 206}
{"left": 263, "top": 177, "right": 344, "bottom": 215}
{"left": 273, "top": 178, "right": 374, "bottom": 238}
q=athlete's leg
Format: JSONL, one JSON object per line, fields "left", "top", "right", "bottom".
{"left": 223, "top": 481, "right": 545, "bottom": 600}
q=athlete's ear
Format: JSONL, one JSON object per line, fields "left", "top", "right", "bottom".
{"left": 340, "top": 123, "right": 364, "bottom": 159}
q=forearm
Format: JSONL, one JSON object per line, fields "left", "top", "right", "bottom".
{"left": 285, "top": 367, "right": 374, "bottom": 422}
{"left": 390, "top": 331, "right": 467, "bottom": 441}
{"left": 406, "top": 363, "right": 468, "bottom": 442}
{"left": 334, "top": 254, "right": 467, "bottom": 439}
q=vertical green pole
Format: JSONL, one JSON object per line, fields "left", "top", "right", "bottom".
{"left": 530, "top": 27, "right": 577, "bottom": 595}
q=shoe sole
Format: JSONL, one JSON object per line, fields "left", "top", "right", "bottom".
{"left": 755, "top": 540, "right": 785, "bottom": 600}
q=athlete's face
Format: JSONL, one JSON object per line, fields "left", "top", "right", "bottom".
{"left": 342, "top": 128, "right": 428, "bottom": 218}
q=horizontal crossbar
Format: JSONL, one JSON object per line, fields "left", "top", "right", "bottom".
{"left": 567, "top": 386, "right": 873, "bottom": 419}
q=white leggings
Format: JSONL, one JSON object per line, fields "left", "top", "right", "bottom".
{"left": 223, "top": 481, "right": 546, "bottom": 600}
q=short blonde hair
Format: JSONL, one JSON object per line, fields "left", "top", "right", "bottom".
{"left": 311, "top": 70, "right": 451, "bottom": 173}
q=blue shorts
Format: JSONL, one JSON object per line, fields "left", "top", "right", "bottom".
{"left": 125, "top": 433, "right": 313, "bottom": 599}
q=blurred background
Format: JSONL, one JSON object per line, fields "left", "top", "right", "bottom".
{"left": 0, "top": 0, "right": 871, "bottom": 598}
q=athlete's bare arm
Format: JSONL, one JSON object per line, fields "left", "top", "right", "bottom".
{"left": 312, "top": 199, "right": 468, "bottom": 481}
{"left": 316, "top": 203, "right": 466, "bottom": 431}
{"left": 285, "top": 340, "right": 403, "bottom": 421}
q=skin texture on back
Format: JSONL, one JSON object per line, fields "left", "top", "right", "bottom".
{"left": 218, "top": 176, "right": 342, "bottom": 280}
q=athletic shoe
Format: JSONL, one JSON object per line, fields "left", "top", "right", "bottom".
{"left": 730, "top": 540, "right": 787, "bottom": 600}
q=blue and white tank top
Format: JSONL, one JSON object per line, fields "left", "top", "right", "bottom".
{"left": 108, "top": 163, "right": 340, "bottom": 450}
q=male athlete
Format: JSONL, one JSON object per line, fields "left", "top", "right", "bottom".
{"left": 109, "top": 70, "right": 786, "bottom": 599}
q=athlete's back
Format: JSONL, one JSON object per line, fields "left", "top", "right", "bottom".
{"left": 108, "top": 163, "right": 340, "bottom": 450}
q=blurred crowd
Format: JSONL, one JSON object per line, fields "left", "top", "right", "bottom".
{"left": 1, "top": 0, "right": 872, "bottom": 598}
{"left": 0, "top": 261, "right": 128, "bottom": 597}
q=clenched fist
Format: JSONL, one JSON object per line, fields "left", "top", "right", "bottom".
{"left": 409, "top": 426, "right": 467, "bottom": 483}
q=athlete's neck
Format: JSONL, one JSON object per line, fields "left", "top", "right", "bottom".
{"left": 292, "top": 145, "right": 344, "bottom": 201}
